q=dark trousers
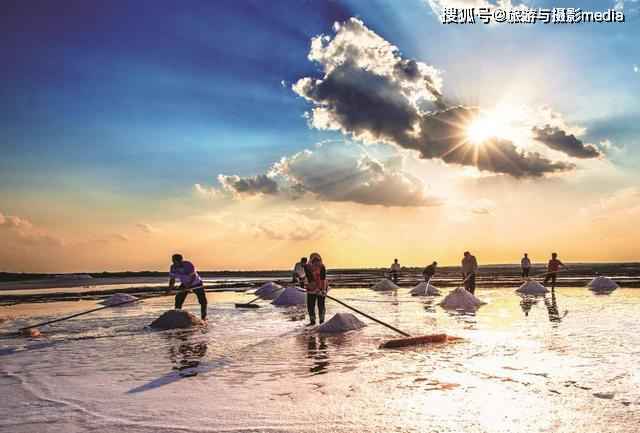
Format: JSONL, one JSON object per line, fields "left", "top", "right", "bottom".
{"left": 306, "top": 293, "right": 326, "bottom": 324}
{"left": 391, "top": 271, "right": 399, "bottom": 283}
{"left": 464, "top": 274, "right": 476, "bottom": 294}
{"left": 522, "top": 268, "right": 530, "bottom": 278}
{"left": 543, "top": 273, "right": 557, "bottom": 287}
{"left": 175, "top": 287, "right": 208, "bottom": 319}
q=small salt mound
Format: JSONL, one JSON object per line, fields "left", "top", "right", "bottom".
{"left": 439, "top": 287, "right": 486, "bottom": 311}
{"left": 317, "top": 313, "right": 366, "bottom": 333}
{"left": 371, "top": 279, "right": 400, "bottom": 291}
{"left": 409, "top": 282, "right": 441, "bottom": 296}
{"left": 255, "top": 282, "right": 284, "bottom": 300}
{"left": 516, "top": 280, "right": 549, "bottom": 295}
{"left": 100, "top": 293, "right": 139, "bottom": 306}
{"left": 272, "top": 286, "right": 306, "bottom": 306}
{"left": 150, "top": 310, "right": 203, "bottom": 330}
{"left": 588, "top": 276, "right": 619, "bottom": 292}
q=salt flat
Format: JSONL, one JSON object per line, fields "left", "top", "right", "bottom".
{"left": 1, "top": 286, "right": 640, "bottom": 432}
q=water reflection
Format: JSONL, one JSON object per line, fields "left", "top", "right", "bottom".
{"left": 306, "top": 334, "right": 330, "bottom": 375}
{"left": 519, "top": 296, "right": 538, "bottom": 317}
{"left": 169, "top": 333, "right": 209, "bottom": 376}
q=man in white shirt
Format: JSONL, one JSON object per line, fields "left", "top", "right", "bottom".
{"left": 521, "top": 253, "right": 531, "bottom": 278}
{"left": 390, "top": 259, "right": 401, "bottom": 283}
{"left": 292, "top": 257, "right": 308, "bottom": 285}
{"left": 168, "top": 254, "right": 207, "bottom": 320}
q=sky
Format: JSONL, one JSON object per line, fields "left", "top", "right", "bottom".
{"left": 1, "top": 0, "right": 639, "bottom": 272}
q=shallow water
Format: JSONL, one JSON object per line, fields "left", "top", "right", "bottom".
{"left": 1, "top": 287, "right": 639, "bottom": 432}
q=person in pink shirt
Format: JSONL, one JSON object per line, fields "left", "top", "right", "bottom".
{"left": 168, "top": 254, "right": 207, "bottom": 320}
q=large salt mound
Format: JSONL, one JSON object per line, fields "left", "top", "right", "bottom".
{"left": 409, "top": 282, "right": 441, "bottom": 296}
{"left": 272, "top": 286, "right": 306, "bottom": 306}
{"left": 588, "top": 276, "right": 619, "bottom": 292}
{"left": 515, "top": 280, "right": 549, "bottom": 295}
{"left": 371, "top": 279, "right": 400, "bottom": 291}
{"left": 439, "top": 287, "right": 486, "bottom": 312}
{"left": 255, "top": 282, "right": 284, "bottom": 300}
{"left": 100, "top": 293, "right": 139, "bottom": 306}
{"left": 317, "top": 313, "right": 366, "bottom": 333}
{"left": 150, "top": 310, "right": 203, "bottom": 330}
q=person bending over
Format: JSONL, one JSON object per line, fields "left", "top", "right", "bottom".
{"left": 304, "top": 253, "right": 327, "bottom": 325}
{"left": 168, "top": 254, "right": 208, "bottom": 320}
{"left": 292, "top": 257, "right": 308, "bottom": 285}
{"left": 423, "top": 261, "right": 438, "bottom": 282}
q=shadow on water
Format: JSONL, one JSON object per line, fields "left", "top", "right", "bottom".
{"left": 544, "top": 288, "right": 568, "bottom": 323}
{"left": 127, "top": 329, "right": 220, "bottom": 394}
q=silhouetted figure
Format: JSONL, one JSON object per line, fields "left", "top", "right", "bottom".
{"left": 168, "top": 254, "right": 207, "bottom": 320}
{"left": 304, "top": 253, "right": 327, "bottom": 325}
{"left": 543, "top": 252, "right": 567, "bottom": 288}
{"left": 462, "top": 251, "right": 478, "bottom": 294}
{"left": 521, "top": 253, "right": 531, "bottom": 278}
{"left": 390, "top": 259, "right": 401, "bottom": 283}
{"left": 423, "top": 261, "right": 438, "bottom": 282}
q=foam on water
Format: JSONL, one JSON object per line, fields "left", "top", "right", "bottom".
{"left": 1, "top": 288, "right": 640, "bottom": 432}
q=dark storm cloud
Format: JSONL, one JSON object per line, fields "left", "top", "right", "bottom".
{"left": 214, "top": 142, "right": 440, "bottom": 207}
{"left": 532, "top": 125, "right": 601, "bottom": 159}
{"left": 415, "top": 107, "right": 574, "bottom": 177}
{"left": 293, "top": 18, "right": 575, "bottom": 178}
{"left": 218, "top": 174, "right": 279, "bottom": 196}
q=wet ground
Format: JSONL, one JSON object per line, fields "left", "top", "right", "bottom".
{"left": 1, "top": 286, "right": 639, "bottom": 432}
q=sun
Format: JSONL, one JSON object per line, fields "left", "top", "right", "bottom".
{"left": 466, "top": 116, "right": 497, "bottom": 145}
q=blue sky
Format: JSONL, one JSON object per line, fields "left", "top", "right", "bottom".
{"left": 1, "top": 0, "right": 639, "bottom": 271}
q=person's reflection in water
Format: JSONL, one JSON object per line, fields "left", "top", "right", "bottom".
{"left": 168, "top": 333, "right": 209, "bottom": 377}
{"left": 307, "top": 334, "right": 330, "bottom": 375}
{"left": 544, "top": 288, "right": 563, "bottom": 323}
{"left": 519, "top": 296, "right": 537, "bottom": 317}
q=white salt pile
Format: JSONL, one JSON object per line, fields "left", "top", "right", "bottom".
{"left": 150, "top": 310, "right": 203, "bottom": 330}
{"left": 588, "top": 276, "right": 619, "bottom": 292}
{"left": 317, "top": 313, "right": 366, "bottom": 333}
{"left": 409, "top": 282, "right": 441, "bottom": 296}
{"left": 100, "top": 293, "right": 139, "bottom": 306}
{"left": 515, "top": 280, "right": 549, "bottom": 295}
{"left": 439, "top": 287, "right": 486, "bottom": 312}
{"left": 272, "top": 286, "right": 306, "bottom": 306}
{"left": 371, "top": 279, "right": 400, "bottom": 291}
{"left": 254, "top": 282, "right": 284, "bottom": 300}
